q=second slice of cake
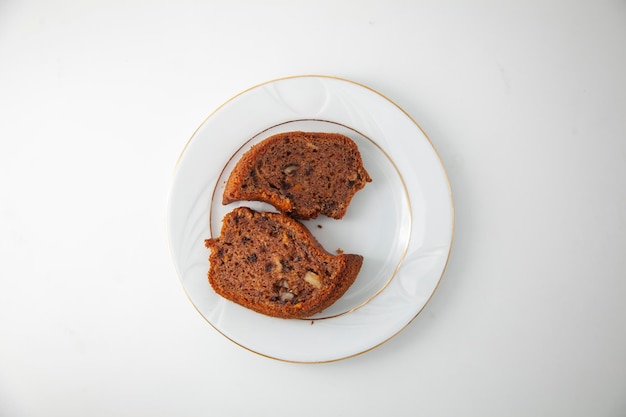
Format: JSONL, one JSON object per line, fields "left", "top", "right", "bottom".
{"left": 205, "top": 207, "right": 363, "bottom": 319}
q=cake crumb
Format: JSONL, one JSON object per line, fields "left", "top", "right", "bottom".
{"left": 336, "top": 248, "right": 344, "bottom": 254}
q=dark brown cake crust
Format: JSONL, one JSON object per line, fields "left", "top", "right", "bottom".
{"left": 205, "top": 207, "right": 363, "bottom": 319}
{"left": 222, "top": 131, "right": 372, "bottom": 220}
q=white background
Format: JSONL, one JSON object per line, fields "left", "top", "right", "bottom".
{"left": 1, "top": 1, "right": 625, "bottom": 416}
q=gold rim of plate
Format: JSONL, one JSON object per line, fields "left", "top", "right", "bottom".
{"left": 209, "top": 118, "right": 411, "bottom": 320}
{"left": 169, "top": 74, "right": 455, "bottom": 364}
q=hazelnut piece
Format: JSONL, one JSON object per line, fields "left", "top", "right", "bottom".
{"left": 304, "top": 271, "right": 322, "bottom": 289}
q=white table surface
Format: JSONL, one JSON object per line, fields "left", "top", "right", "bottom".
{"left": 1, "top": 1, "right": 625, "bottom": 416}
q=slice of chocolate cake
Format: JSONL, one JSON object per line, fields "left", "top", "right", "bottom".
{"left": 222, "top": 131, "right": 372, "bottom": 220}
{"left": 205, "top": 207, "right": 363, "bottom": 319}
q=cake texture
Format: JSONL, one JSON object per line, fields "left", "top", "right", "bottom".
{"left": 204, "top": 207, "right": 363, "bottom": 319}
{"left": 222, "top": 131, "right": 372, "bottom": 220}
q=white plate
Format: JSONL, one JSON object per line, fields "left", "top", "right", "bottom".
{"left": 167, "top": 75, "right": 453, "bottom": 363}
